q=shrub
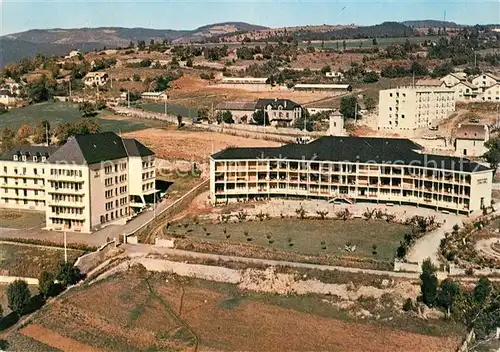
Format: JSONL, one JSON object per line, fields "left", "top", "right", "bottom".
{"left": 56, "top": 262, "right": 82, "bottom": 287}
{"left": 7, "top": 280, "right": 31, "bottom": 315}
{"left": 402, "top": 298, "right": 414, "bottom": 311}
{"left": 295, "top": 206, "right": 307, "bottom": 219}
{"left": 38, "top": 271, "right": 55, "bottom": 298}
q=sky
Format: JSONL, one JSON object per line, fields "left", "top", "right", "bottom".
{"left": 0, "top": 0, "right": 499, "bottom": 35}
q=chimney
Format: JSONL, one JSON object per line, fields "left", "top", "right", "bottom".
{"left": 275, "top": 97, "right": 278, "bottom": 102}
{"left": 284, "top": 100, "right": 287, "bottom": 108}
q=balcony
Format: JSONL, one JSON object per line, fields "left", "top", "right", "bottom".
{"left": 49, "top": 212, "right": 85, "bottom": 221}
{"left": 48, "top": 200, "right": 85, "bottom": 207}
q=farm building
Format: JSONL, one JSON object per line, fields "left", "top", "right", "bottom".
{"left": 293, "top": 84, "right": 352, "bottom": 92}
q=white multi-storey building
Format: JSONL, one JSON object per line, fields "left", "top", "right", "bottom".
{"left": 0, "top": 132, "right": 156, "bottom": 233}
{"left": 0, "top": 146, "right": 59, "bottom": 211}
{"left": 378, "top": 87, "right": 456, "bottom": 132}
{"left": 210, "top": 136, "right": 493, "bottom": 215}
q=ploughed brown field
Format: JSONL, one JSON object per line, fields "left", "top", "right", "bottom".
{"left": 12, "top": 270, "right": 462, "bottom": 352}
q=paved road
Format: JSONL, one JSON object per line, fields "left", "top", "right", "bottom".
{"left": 407, "top": 213, "right": 464, "bottom": 266}
{"left": 476, "top": 238, "right": 500, "bottom": 259}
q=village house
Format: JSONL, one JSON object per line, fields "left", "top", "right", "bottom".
{"left": 325, "top": 71, "right": 345, "bottom": 81}
{"left": 254, "top": 98, "right": 302, "bottom": 126}
{"left": 480, "top": 83, "right": 500, "bottom": 102}
{"left": 84, "top": 72, "right": 109, "bottom": 87}
{"left": 141, "top": 91, "right": 168, "bottom": 101}
{"left": 472, "top": 72, "right": 500, "bottom": 93}
{"left": 0, "top": 89, "right": 17, "bottom": 106}
{"left": 214, "top": 101, "right": 257, "bottom": 124}
{"left": 451, "top": 81, "right": 479, "bottom": 102}
{"left": 454, "top": 124, "right": 490, "bottom": 157}
{"left": 440, "top": 72, "right": 467, "bottom": 88}
{"left": 415, "top": 79, "right": 446, "bottom": 88}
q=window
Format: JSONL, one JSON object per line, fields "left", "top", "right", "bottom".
{"left": 3, "top": 167, "right": 6, "bottom": 173}
{"left": 22, "top": 155, "right": 26, "bottom": 161}
{"left": 13, "top": 155, "right": 18, "bottom": 161}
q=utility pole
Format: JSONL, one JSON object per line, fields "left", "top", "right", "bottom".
{"left": 69, "top": 80, "right": 72, "bottom": 97}
{"left": 164, "top": 96, "right": 167, "bottom": 116}
{"left": 45, "top": 123, "right": 49, "bottom": 147}
{"left": 354, "top": 102, "right": 358, "bottom": 125}
{"left": 153, "top": 190, "right": 157, "bottom": 219}
{"left": 127, "top": 90, "right": 130, "bottom": 108}
{"left": 64, "top": 230, "right": 67, "bottom": 263}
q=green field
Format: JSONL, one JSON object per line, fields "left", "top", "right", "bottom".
{"left": 0, "top": 243, "right": 84, "bottom": 277}
{"left": 169, "top": 218, "right": 409, "bottom": 261}
{"left": 140, "top": 103, "right": 199, "bottom": 118}
{"left": 0, "top": 209, "right": 45, "bottom": 229}
{"left": 0, "top": 102, "right": 164, "bottom": 132}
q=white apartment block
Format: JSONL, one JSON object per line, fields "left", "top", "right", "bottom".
{"left": 378, "top": 87, "right": 456, "bottom": 132}
{"left": 0, "top": 147, "right": 59, "bottom": 211}
{"left": 210, "top": 136, "right": 493, "bottom": 214}
{"left": 0, "top": 132, "right": 156, "bottom": 233}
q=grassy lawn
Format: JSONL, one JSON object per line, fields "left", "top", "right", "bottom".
{"left": 0, "top": 102, "right": 162, "bottom": 132}
{"left": 140, "top": 102, "right": 198, "bottom": 118}
{"left": 0, "top": 209, "right": 45, "bottom": 229}
{"left": 170, "top": 218, "right": 409, "bottom": 261}
{"left": 0, "top": 243, "right": 84, "bottom": 277}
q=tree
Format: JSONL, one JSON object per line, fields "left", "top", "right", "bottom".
{"left": 483, "top": 137, "right": 500, "bottom": 170}
{"left": 410, "top": 61, "right": 429, "bottom": 77}
{"left": 438, "top": 279, "right": 461, "bottom": 315}
{"left": 0, "top": 127, "right": 15, "bottom": 153}
{"left": 38, "top": 271, "right": 55, "bottom": 298}
{"left": 362, "top": 71, "right": 379, "bottom": 83}
{"left": 198, "top": 107, "right": 209, "bottom": 121}
{"left": 17, "top": 124, "right": 32, "bottom": 139}
{"left": 177, "top": 114, "right": 183, "bottom": 127}
{"left": 132, "top": 73, "right": 141, "bottom": 82}
{"left": 420, "top": 258, "right": 438, "bottom": 307}
{"left": 186, "top": 57, "right": 193, "bottom": 67}
{"left": 23, "top": 74, "right": 54, "bottom": 103}
{"left": 364, "top": 95, "right": 376, "bottom": 111}
{"left": 0, "top": 103, "right": 7, "bottom": 115}
{"left": 372, "top": 38, "right": 378, "bottom": 46}
{"left": 474, "top": 277, "right": 492, "bottom": 305}
{"left": 56, "top": 262, "right": 81, "bottom": 287}
{"left": 33, "top": 120, "right": 50, "bottom": 144}
{"left": 221, "top": 110, "right": 234, "bottom": 124}
{"left": 339, "top": 96, "right": 359, "bottom": 120}
{"left": 294, "top": 109, "right": 313, "bottom": 131}
{"left": 342, "top": 40, "right": 347, "bottom": 50}
{"left": 252, "top": 110, "right": 269, "bottom": 125}
{"left": 7, "top": 279, "right": 31, "bottom": 315}
{"left": 321, "top": 65, "right": 331, "bottom": 74}
{"left": 78, "top": 101, "right": 97, "bottom": 118}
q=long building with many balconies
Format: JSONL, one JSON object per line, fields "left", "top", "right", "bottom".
{"left": 210, "top": 136, "right": 493, "bottom": 214}
{"left": 0, "top": 132, "right": 156, "bottom": 233}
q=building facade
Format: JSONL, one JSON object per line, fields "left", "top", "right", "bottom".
{"left": 440, "top": 73, "right": 467, "bottom": 88}
{"left": 451, "top": 81, "right": 479, "bottom": 102}
{"left": 378, "top": 87, "right": 456, "bottom": 132}
{"left": 0, "top": 132, "right": 156, "bottom": 233}
{"left": 254, "top": 98, "right": 302, "bottom": 126}
{"left": 210, "top": 136, "right": 492, "bottom": 214}
{"left": 0, "top": 147, "right": 59, "bottom": 211}
{"left": 454, "top": 124, "right": 490, "bottom": 157}
{"left": 480, "top": 83, "right": 500, "bottom": 102}
{"left": 472, "top": 73, "right": 500, "bottom": 93}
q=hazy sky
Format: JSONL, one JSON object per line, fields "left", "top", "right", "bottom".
{"left": 1, "top": 0, "right": 499, "bottom": 35}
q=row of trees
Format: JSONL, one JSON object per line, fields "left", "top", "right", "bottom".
{"left": 2, "top": 262, "right": 81, "bottom": 321}
{"left": 418, "top": 259, "right": 500, "bottom": 342}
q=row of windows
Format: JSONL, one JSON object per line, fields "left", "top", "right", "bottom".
{"left": 50, "top": 206, "right": 84, "bottom": 215}
{"left": 142, "top": 171, "right": 154, "bottom": 180}
{"left": 3, "top": 189, "right": 40, "bottom": 196}
{"left": 2, "top": 198, "right": 43, "bottom": 206}
{"left": 50, "top": 218, "right": 84, "bottom": 227}
{"left": 142, "top": 161, "right": 154, "bottom": 169}
{"left": 2, "top": 177, "right": 42, "bottom": 185}
{"left": 142, "top": 182, "right": 155, "bottom": 192}
{"left": 3, "top": 166, "right": 43, "bottom": 176}
{"left": 100, "top": 207, "right": 128, "bottom": 224}
{"left": 12, "top": 155, "right": 46, "bottom": 162}
{"left": 50, "top": 181, "right": 83, "bottom": 190}
{"left": 51, "top": 194, "right": 83, "bottom": 202}
{"left": 104, "top": 163, "right": 127, "bottom": 175}
{"left": 50, "top": 169, "right": 82, "bottom": 177}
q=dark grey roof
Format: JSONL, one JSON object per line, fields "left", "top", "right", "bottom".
{"left": 212, "top": 136, "right": 490, "bottom": 173}
{"left": 0, "top": 89, "right": 13, "bottom": 97}
{"left": 255, "top": 98, "right": 301, "bottom": 111}
{"left": 47, "top": 132, "right": 155, "bottom": 165}
{"left": 123, "top": 139, "right": 154, "bottom": 157}
{"left": 0, "top": 146, "right": 60, "bottom": 162}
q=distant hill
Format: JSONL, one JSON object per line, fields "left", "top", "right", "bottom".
{"left": 402, "top": 20, "right": 462, "bottom": 28}
{"left": 0, "top": 22, "right": 267, "bottom": 67}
